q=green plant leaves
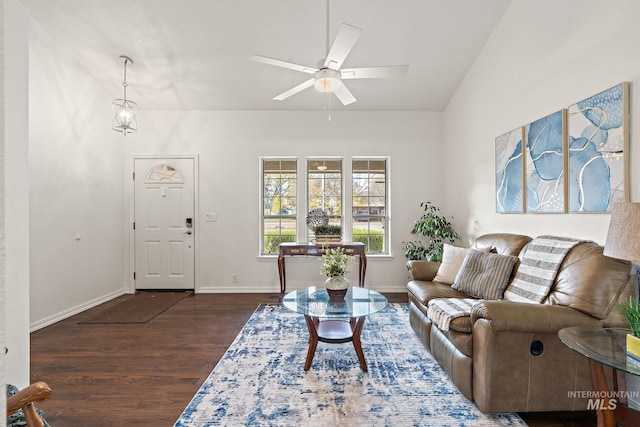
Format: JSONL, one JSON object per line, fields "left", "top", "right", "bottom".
{"left": 402, "top": 201, "right": 460, "bottom": 262}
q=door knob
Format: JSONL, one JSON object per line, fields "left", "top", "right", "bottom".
{"left": 183, "top": 230, "right": 192, "bottom": 236}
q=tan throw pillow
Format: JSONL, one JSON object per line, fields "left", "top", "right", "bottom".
{"left": 434, "top": 244, "right": 492, "bottom": 285}
{"left": 452, "top": 249, "right": 519, "bottom": 300}
{"left": 433, "top": 244, "right": 471, "bottom": 285}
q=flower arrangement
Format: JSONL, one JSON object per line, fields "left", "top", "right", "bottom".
{"left": 321, "top": 245, "right": 353, "bottom": 277}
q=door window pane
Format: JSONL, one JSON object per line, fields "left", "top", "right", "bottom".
{"left": 146, "top": 164, "right": 184, "bottom": 183}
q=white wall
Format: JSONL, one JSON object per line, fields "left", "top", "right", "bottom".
{"left": 443, "top": 0, "right": 640, "bottom": 245}
{"left": 28, "top": 19, "right": 126, "bottom": 330}
{"left": 126, "top": 110, "right": 442, "bottom": 293}
{"left": 5, "top": 0, "right": 30, "bottom": 388}
{"left": 0, "top": 0, "right": 6, "bottom": 416}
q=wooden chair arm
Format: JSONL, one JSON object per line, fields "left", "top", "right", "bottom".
{"left": 7, "top": 381, "right": 51, "bottom": 427}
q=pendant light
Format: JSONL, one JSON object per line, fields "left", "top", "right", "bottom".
{"left": 112, "top": 55, "right": 137, "bottom": 135}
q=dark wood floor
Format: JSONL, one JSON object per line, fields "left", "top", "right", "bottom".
{"left": 29, "top": 292, "right": 597, "bottom": 426}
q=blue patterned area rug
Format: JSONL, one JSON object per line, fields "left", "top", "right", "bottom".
{"left": 175, "top": 303, "right": 527, "bottom": 426}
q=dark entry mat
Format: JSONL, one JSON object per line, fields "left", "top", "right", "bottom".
{"left": 78, "top": 291, "right": 191, "bottom": 324}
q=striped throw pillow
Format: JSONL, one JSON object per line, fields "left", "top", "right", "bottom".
{"left": 452, "top": 249, "right": 519, "bottom": 300}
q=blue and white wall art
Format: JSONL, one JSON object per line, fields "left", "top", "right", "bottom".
{"left": 524, "top": 110, "right": 567, "bottom": 213}
{"left": 495, "top": 82, "right": 629, "bottom": 215}
{"left": 568, "top": 83, "right": 629, "bottom": 212}
{"left": 496, "top": 127, "right": 525, "bottom": 213}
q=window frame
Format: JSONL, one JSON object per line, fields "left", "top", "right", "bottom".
{"left": 306, "top": 157, "right": 344, "bottom": 241}
{"left": 259, "top": 157, "right": 298, "bottom": 256}
{"left": 259, "top": 156, "right": 391, "bottom": 257}
{"left": 351, "top": 157, "right": 390, "bottom": 255}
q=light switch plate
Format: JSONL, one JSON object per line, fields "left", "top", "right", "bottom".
{"left": 205, "top": 212, "right": 217, "bottom": 222}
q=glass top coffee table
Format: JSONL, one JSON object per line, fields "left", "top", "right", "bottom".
{"left": 559, "top": 326, "right": 640, "bottom": 427}
{"left": 283, "top": 286, "right": 388, "bottom": 372}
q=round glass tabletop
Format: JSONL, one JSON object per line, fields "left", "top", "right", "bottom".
{"left": 558, "top": 326, "right": 640, "bottom": 376}
{"left": 283, "top": 286, "right": 388, "bottom": 319}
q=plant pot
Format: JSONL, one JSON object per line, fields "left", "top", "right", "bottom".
{"left": 324, "top": 276, "right": 349, "bottom": 302}
{"left": 315, "top": 235, "right": 342, "bottom": 243}
{"left": 627, "top": 333, "right": 640, "bottom": 367}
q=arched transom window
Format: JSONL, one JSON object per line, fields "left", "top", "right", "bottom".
{"left": 146, "top": 164, "right": 184, "bottom": 183}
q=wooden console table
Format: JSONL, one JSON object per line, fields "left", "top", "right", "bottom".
{"left": 277, "top": 242, "right": 367, "bottom": 294}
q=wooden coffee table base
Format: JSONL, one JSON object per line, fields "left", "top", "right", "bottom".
{"left": 303, "top": 316, "right": 368, "bottom": 371}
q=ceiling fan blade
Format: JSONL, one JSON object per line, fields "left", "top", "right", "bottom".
{"left": 250, "top": 55, "right": 318, "bottom": 74}
{"left": 273, "top": 78, "right": 316, "bottom": 101}
{"left": 341, "top": 65, "right": 409, "bottom": 79}
{"left": 333, "top": 84, "right": 357, "bottom": 106}
{"left": 323, "top": 24, "right": 362, "bottom": 70}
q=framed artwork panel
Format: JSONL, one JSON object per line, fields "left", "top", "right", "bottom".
{"left": 567, "top": 82, "right": 629, "bottom": 212}
{"left": 496, "top": 127, "right": 525, "bottom": 213}
{"left": 524, "top": 110, "right": 567, "bottom": 213}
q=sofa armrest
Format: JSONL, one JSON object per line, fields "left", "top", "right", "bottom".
{"left": 470, "top": 300, "right": 601, "bottom": 333}
{"left": 406, "top": 260, "right": 440, "bottom": 281}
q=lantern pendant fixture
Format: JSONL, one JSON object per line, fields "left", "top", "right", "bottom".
{"left": 112, "top": 55, "right": 137, "bottom": 135}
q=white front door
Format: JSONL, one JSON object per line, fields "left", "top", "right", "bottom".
{"left": 134, "top": 158, "right": 195, "bottom": 290}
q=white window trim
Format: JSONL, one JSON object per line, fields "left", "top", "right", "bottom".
{"left": 351, "top": 155, "right": 391, "bottom": 255}
{"left": 258, "top": 155, "right": 392, "bottom": 258}
{"left": 305, "top": 156, "right": 346, "bottom": 241}
{"left": 258, "top": 156, "right": 298, "bottom": 257}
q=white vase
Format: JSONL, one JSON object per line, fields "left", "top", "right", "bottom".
{"left": 324, "top": 275, "right": 349, "bottom": 301}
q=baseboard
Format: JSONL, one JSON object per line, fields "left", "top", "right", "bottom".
{"left": 195, "top": 284, "right": 407, "bottom": 294}
{"left": 30, "top": 288, "right": 129, "bottom": 332}
{"left": 196, "top": 285, "right": 278, "bottom": 293}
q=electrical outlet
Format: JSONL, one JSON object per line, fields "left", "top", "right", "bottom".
{"left": 232, "top": 273, "right": 238, "bottom": 283}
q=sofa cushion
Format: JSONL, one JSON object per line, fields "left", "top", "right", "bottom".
{"left": 427, "top": 298, "right": 477, "bottom": 331}
{"left": 504, "top": 236, "right": 582, "bottom": 304}
{"left": 474, "top": 233, "right": 532, "bottom": 257}
{"left": 407, "top": 280, "right": 469, "bottom": 307}
{"left": 452, "top": 250, "right": 518, "bottom": 299}
{"left": 546, "top": 241, "right": 632, "bottom": 319}
{"left": 448, "top": 314, "right": 473, "bottom": 333}
{"left": 434, "top": 244, "right": 491, "bottom": 285}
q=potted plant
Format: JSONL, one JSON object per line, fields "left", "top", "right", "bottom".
{"left": 401, "top": 201, "right": 460, "bottom": 262}
{"left": 314, "top": 224, "right": 342, "bottom": 243}
{"left": 617, "top": 297, "right": 640, "bottom": 363}
{"left": 320, "top": 245, "right": 353, "bottom": 301}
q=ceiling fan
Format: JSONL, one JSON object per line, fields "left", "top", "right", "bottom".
{"left": 249, "top": 3, "right": 409, "bottom": 106}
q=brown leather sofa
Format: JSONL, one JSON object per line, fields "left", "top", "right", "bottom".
{"left": 407, "top": 233, "right": 633, "bottom": 413}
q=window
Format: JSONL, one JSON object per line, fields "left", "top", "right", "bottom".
{"left": 352, "top": 159, "right": 388, "bottom": 254}
{"left": 307, "top": 159, "right": 342, "bottom": 240}
{"left": 260, "top": 157, "right": 390, "bottom": 256}
{"left": 146, "top": 164, "right": 184, "bottom": 183}
{"left": 262, "top": 159, "right": 297, "bottom": 254}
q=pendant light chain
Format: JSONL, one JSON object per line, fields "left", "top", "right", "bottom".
{"left": 122, "top": 57, "right": 129, "bottom": 99}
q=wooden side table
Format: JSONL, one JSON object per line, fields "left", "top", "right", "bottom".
{"left": 277, "top": 242, "right": 367, "bottom": 294}
{"left": 558, "top": 326, "right": 640, "bottom": 427}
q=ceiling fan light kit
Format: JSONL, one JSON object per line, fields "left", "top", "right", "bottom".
{"left": 314, "top": 68, "right": 342, "bottom": 93}
{"left": 249, "top": 2, "right": 408, "bottom": 107}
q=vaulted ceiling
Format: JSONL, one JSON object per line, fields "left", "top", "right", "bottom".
{"left": 21, "top": 0, "right": 511, "bottom": 111}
